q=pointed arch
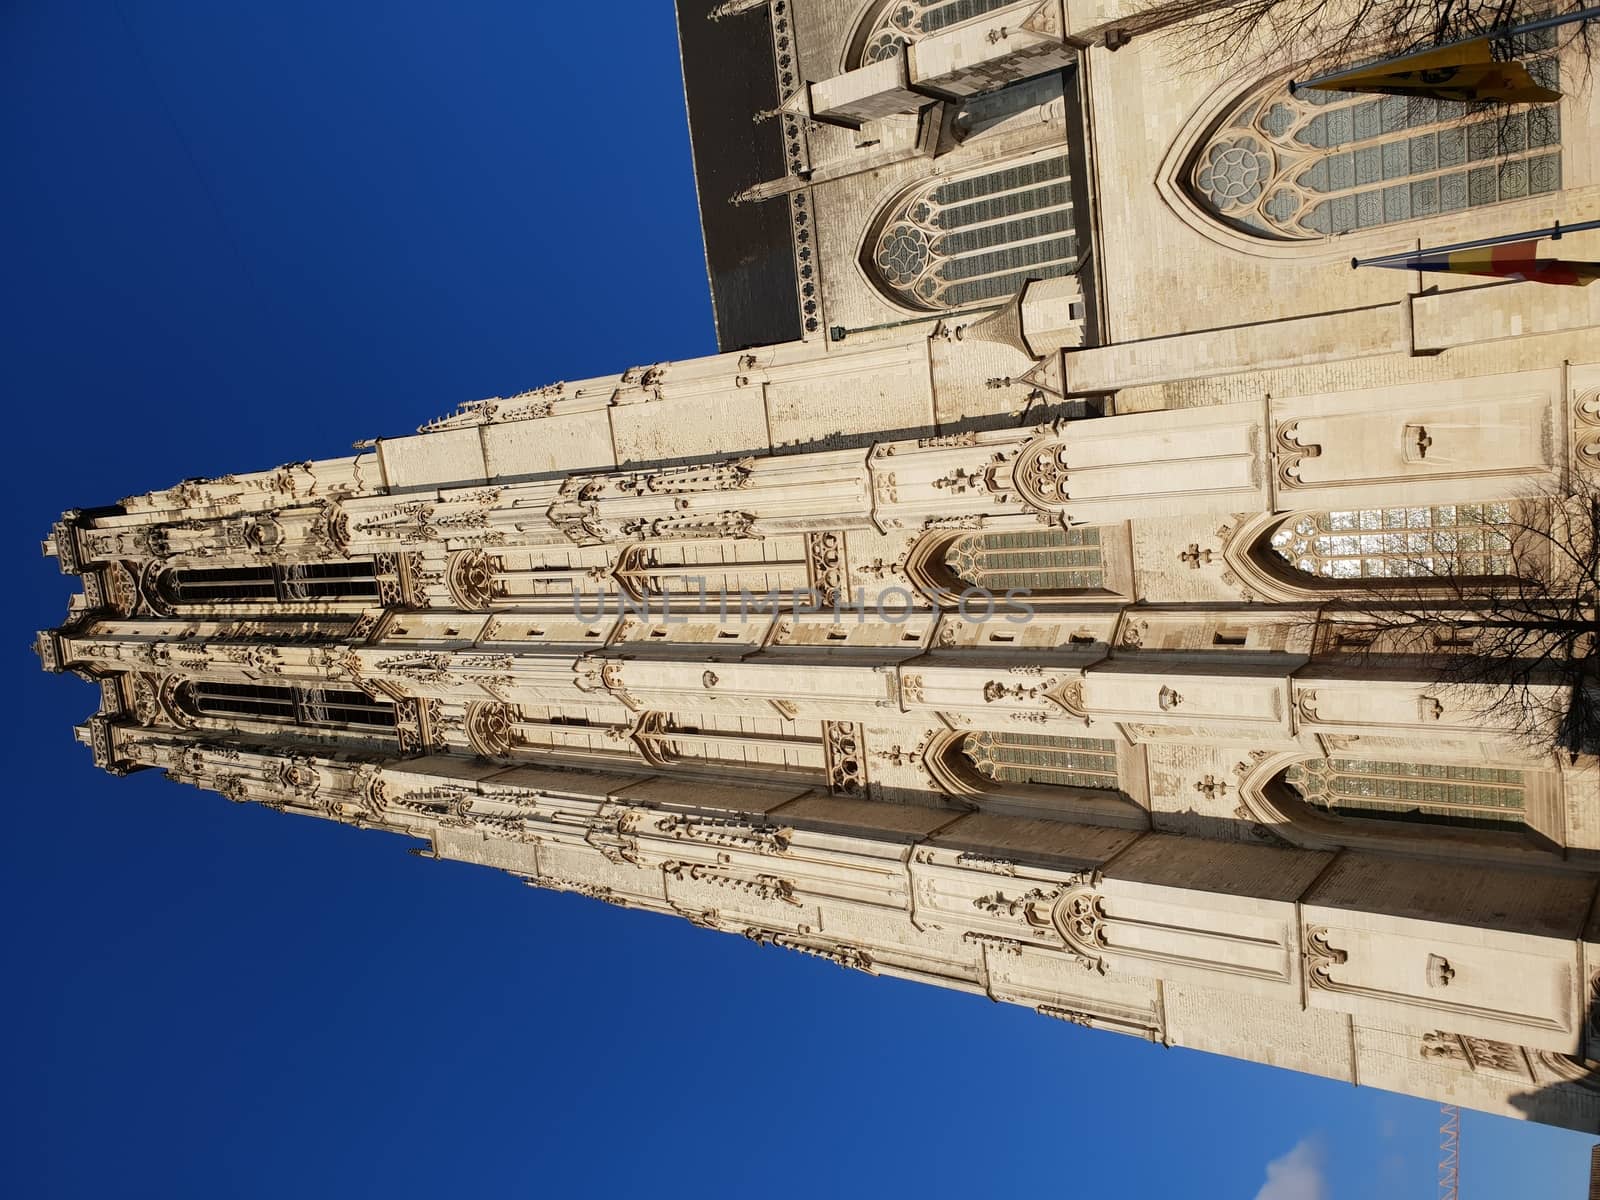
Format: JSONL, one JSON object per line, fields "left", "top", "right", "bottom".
{"left": 173, "top": 680, "right": 396, "bottom": 732}
{"left": 1219, "top": 501, "right": 1531, "bottom": 602}
{"left": 1159, "top": 55, "right": 1569, "bottom": 259}
{"left": 903, "top": 523, "right": 1133, "bottom": 601}
{"left": 1233, "top": 749, "right": 1565, "bottom": 864}
{"left": 153, "top": 561, "right": 381, "bottom": 608}
{"left": 923, "top": 728, "right": 1146, "bottom": 827}
{"left": 861, "top": 148, "right": 1081, "bottom": 311}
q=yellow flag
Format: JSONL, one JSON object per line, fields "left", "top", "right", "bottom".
{"left": 1295, "top": 37, "right": 1562, "bottom": 104}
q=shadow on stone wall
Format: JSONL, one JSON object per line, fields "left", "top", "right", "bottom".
{"left": 1509, "top": 992, "right": 1600, "bottom": 1132}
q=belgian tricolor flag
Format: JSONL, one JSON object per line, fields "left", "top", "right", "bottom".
{"left": 1356, "top": 238, "right": 1600, "bottom": 287}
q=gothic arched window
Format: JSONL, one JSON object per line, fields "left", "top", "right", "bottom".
{"left": 165, "top": 561, "right": 380, "bottom": 604}
{"left": 867, "top": 151, "right": 1079, "bottom": 309}
{"left": 905, "top": 525, "right": 1131, "bottom": 601}
{"left": 925, "top": 729, "right": 1143, "bottom": 826}
{"left": 962, "top": 731, "right": 1120, "bottom": 790}
{"left": 849, "top": 0, "right": 1020, "bottom": 67}
{"left": 1268, "top": 503, "right": 1516, "bottom": 581}
{"left": 945, "top": 528, "right": 1105, "bottom": 593}
{"left": 1188, "top": 66, "right": 1562, "bottom": 239}
{"left": 183, "top": 682, "right": 395, "bottom": 730}
{"left": 635, "top": 713, "right": 829, "bottom": 777}
{"left": 1283, "top": 758, "right": 1526, "bottom": 832}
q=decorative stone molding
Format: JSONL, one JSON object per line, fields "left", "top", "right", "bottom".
{"left": 1051, "top": 887, "right": 1110, "bottom": 974}
{"left": 1575, "top": 388, "right": 1600, "bottom": 470}
{"left": 464, "top": 701, "right": 515, "bottom": 759}
{"left": 612, "top": 457, "right": 755, "bottom": 497}
{"left": 445, "top": 548, "right": 500, "bottom": 611}
{"left": 745, "top": 928, "right": 876, "bottom": 974}
{"left": 824, "top": 721, "right": 865, "bottom": 794}
{"left": 653, "top": 813, "right": 793, "bottom": 856}
{"left": 1010, "top": 436, "right": 1070, "bottom": 511}
{"left": 665, "top": 861, "right": 801, "bottom": 906}
{"left": 1422, "top": 1031, "right": 1535, "bottom": 1080}
{"left": 1303, "top": 925, "right": 1349, "bottom": 990}
{"left": 395, "top": 697, "right": 446, "bottom": 757}
{"left": 353, "top": 489, "right": 504, "bottom": 548}
{"left": 806, "top": 531, "right": 846, "bottom": 605}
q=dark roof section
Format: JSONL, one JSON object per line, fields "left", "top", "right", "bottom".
{"left": 675, "top": 0, "right": 802, "bottom": 352}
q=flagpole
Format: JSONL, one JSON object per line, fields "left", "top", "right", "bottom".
{"left": 1291, "top": 5, "right": 1600, "bottom": 93}
{"left": 1351, "top": 218, "right": 1600, "bottom": 270}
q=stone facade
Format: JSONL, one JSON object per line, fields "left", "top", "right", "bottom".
{"left": 35, "top": 0, "right": 1600, "bottom": 1130}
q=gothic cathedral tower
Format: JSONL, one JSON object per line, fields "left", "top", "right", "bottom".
{"left": 36, "top": 0, "right": 1600, "bottom": 1129}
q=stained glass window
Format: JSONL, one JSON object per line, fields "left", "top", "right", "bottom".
{"left": 946, "top": 527, "right": 1104, "bottom": 592}
{"left": 1284, "top": 758, "right": 1525, "bottom": 830}
{"left": 187, "top": 682, "right": 395, "bottom": 730}
{"left": 169, "top": 561, "right": 379, "bottom": 603}
{"left": 870, "top": 154, "right": 1078, "bottom": 309}
{"left": 1269, "top": 504, "right": 1515, "bottom": 580}
{"left": 854, "top": 0, "right": 1020, "bottom": 66}
{"left": 962, "top": 732, "right": 1119, "bottom": 790}
{"left": 1189, "top": 56, "right": 1562, "bottom": 239}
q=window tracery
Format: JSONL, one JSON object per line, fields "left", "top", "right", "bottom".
{"left": 1268, "top": 504, "right": 1516, "bottom": 581}
{"left": 867, "top": 152, "right": 1079, "bottom": 309}
{"left": 1282, "top": 758, "right": 1526, "bottom": 832}
{"left": 851, "top": 0, "right": 1019, "bottom": 67}
{"left": 1188, "top": 59, "right": 1562, "bottom": 240}
{"left": 923, "top": 729, "right": 1141, "bottom": 826}
{"left": 164, "top": 561, "right": 380, "bottom": 604}
{"left": 946, "top": 528, "right": 1105, "bottom": 593}
{"left": 961, "top": 731, "right": 1120, "bottom": 790}
{"left": 182, "top": 682, "right": 395, "bottom": 730}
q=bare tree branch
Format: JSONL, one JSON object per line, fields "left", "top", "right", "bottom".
{"left": 1124, "top": 0, "right": 1595, "bottom": 85}
{"left": 1315, "top": 473, "right": 1600, "bottom": 759}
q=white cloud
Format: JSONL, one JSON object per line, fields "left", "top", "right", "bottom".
{"left": 1254, "top": 1139, "right": 1328, "bottom": 1200}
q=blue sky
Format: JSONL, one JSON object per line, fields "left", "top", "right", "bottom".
{"left": 3, "top": 4, "right": 1592, "bottom": 1195}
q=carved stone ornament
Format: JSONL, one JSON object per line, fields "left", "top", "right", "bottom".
{"left": 273, "top": 756, "right": 322, "bottom": 800}
{"left": 376, "top": 653, "right": 455, "bottom": 685}
{"left": 653, "top": 814, "right": 792, "bottom": 856}
{"left": 974, "top": 884, "right": 1076, "bottom": 937}
{"left": 744, "top": 929, "right": 876, "bottom": 974}
{"left": 666, "top": 861, "right": 801, "bottom": 906}
{"left": 1570, "top": 387, "right": 1600, "bottom": 468}
{"left": 131, "top": 674, "right": 163, "bottom": 725}
{"left": 823, "top": 721, "right": 865, "bottom": 794}
{"left": 394, "top": 697, "right": 447, "bottom": 757}
{"left": 1273, "top": 420, "right": 1320, "bottom": 489}
{"left": 806, "top": 531, "right": 845, "bottom": 605}
{"left": 446, "top": 548, "right": 500, "bottom": 611}
{"left": 1422, "top": 1031, "right": 1533, "bottom": 1079}
{"left": 214, "top": 773, "right": 252, "bottom": 804}
{"left": 1010, "top": 436, "right": 1071, "bottom": 511}
{"left": 157, "top": 676, "right": 200, "bottom": 729}
{"left": 618, "top": 511, "right": 759, "bottom": 541}
{"left": 465, "top": 701, "right": 515, "bottom": 758}
{"left": 1425, "top": 953, "right": 1456, "bottom": 988}
{"left": 1051, "top": 887, "right": 1110, "bottom": 973}
{"left": 612, "top": 456, "right": 754, "bottom": 497}
{"left": 586, "top": 808, "right": 643, "bottom": 866}
{"left": 352, "top": 762, "right": 389, "bottom": 818}
{"left": 354, "top": 489, "right": 504, "bottom": 547}
{"left": 1303, "top": 925, "right": 1348, "bottom": 990}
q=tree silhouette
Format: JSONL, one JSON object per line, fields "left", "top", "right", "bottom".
{"left": 1114, "top": 0, "right": 1595, "bottom": 80}
{"left": 1308, "top": 474, "right": 1599, "bottom": 759}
